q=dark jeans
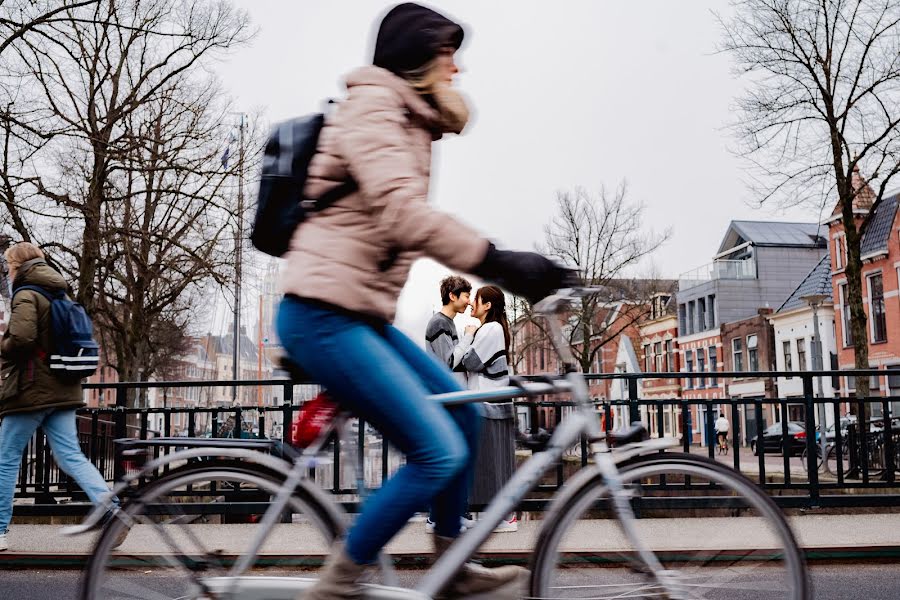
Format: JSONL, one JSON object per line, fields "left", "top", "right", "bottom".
{"left": 276, "top": 297, "right": 480, "bottom": 564}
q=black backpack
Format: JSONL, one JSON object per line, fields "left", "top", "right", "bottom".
{"left": 14, "top": 285, "right": 100, "bottom": 382}
{"left": 250, "top": 112, "right": 357, "bottom": 257}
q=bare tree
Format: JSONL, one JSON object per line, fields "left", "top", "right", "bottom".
{"left": 720, "top": 0, "right": 900, "bottom": 396}
{"left": 512, "top": 186, "right": 672, "bottom": 375}
{"left": 93, "top": 77, "right": 243, "bottom": 386}
{"left": 0, "top": 0, "right": 251, "bottom": 310}
{"left": 0, "top": 0, "right": 254, "bottom": 396}
{"left": 0, "top": 0, "right": 100, "bottom": 57}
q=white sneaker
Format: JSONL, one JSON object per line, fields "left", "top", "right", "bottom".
{"left": 461, "top": 512, "right": 477, "bottom": 530}
{"left": 0, "top": 532, "right": 8, "bottom": 552}
{"left": 493, "top": 516, "right": 518, "bottom": 533}
{"left": 425, "top": 516, "right": 471, "bottom": 534}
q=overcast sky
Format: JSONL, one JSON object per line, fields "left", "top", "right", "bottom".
{"left": 214, "top": 0, "right": 820, "bottom": 342}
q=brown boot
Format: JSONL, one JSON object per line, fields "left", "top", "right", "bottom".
{"left": 433, "top": 534, "right": 528, "bottom": 598}
{"left": 302, "top": 542, "right": 367, "bottom": 600}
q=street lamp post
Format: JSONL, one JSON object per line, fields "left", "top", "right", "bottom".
{"left": 801, "top": 293, "right": 830, "bottom": 465}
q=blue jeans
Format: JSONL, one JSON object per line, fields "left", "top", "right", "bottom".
{"left": 0, "top": 408, "right": 114, "bottom": 533}
{"left": 276, "top": 297, "right": 480, "bottom": 565}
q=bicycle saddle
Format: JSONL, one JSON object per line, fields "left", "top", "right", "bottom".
{"left": 607, "top": 422, "right": 649, "bottom": 447}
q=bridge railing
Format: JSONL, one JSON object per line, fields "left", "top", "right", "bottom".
{"left": 11, "top": 369, "right": 900, "bottom": 516}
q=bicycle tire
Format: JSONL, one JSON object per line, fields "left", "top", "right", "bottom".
{"left": 799, "top": 446, "right": 823, "bottom": 473}
{"left": 529, "top": 453, "right": 810, "bottom": 599}
{"left": 80, "top": 459, "right": 345, "bottom": 600}
{"left": 824, "top": 443, "right": 848, "bottom": 477}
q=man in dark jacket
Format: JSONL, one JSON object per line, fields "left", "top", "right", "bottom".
{"left": 0, "top": 242, "right": 117, "bottom": 552}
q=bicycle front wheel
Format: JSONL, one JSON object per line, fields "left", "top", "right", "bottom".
{"left": 80, "top": 459, "right": 344, "bottom": 600}
{"left": 530, "top": 453, "right": 809, "bottom": 599}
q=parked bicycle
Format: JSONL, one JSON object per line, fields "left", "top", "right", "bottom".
{"left": 67, "top": 290, "right": 810, "bottom": 599}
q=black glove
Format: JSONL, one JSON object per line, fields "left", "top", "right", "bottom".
{"left": 471, "top": 243, "right": 578, "bottom": 304}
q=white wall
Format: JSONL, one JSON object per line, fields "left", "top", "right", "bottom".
{"left": 770, "top": 306, "right": 837, "bottom": 401}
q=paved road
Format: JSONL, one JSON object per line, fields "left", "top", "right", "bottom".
{"left": 4, "top": 564, "right": 900, "bottom": 599}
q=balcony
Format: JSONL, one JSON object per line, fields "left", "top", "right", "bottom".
{"left": 678, "top": 258, "right": 756, "bottom": 291}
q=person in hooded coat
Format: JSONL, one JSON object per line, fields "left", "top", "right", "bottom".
{"left": 276, "top": 3, "right": 572, "bottom": 598}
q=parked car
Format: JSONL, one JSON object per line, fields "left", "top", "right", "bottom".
{"left": 750, "top": 421, "right": 816, "bottom": 456}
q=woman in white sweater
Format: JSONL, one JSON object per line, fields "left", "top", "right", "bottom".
{"left": 452, "top": 285, "right": 518, "bottom": 531}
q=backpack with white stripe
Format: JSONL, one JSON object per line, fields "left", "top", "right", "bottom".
{"left": 14, "top": 285, "right": 100, "bottom": 381}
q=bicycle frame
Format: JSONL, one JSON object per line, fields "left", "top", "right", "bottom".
{"left": 69, "top": 290, "right": 684, "bottom": 599}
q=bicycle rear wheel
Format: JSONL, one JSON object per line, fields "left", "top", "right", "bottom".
{"left": 80, "top": 459, "right": 344, "bottom": 600}
{"left": 825, "top": 443, "right": 849, "bottom": 477}
{"left": 530, "top": 453, "right": 809, "bottom": 599}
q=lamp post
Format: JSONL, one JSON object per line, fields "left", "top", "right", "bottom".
{"left": 801, "top": 293, "right": 830, "bottom": 465}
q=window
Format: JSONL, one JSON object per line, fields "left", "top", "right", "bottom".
{"left": 698, "top": 297, "right": 707, "bottom": 331}
{"left": 797, "top": 338, "right": 807, "bottom": 371}
{"left": 697, "top": 350, "right": 706, "bottom": 388}
{"left": 643, "top": 344, "right": 652, "bottom": 372}
{"left": 678, "top": 304, "right": 687, "bottom": 335}
{"left": 869, "top": 273, "right": 887, "bottom": 343}
{"left": 652, "top": 295, "right": 670, "bottom": 320}
{"left": 685, "top": 350, "right": 694, "bottom": 389}
{"left": 839, "top": 283, "right": 853, "bottom": 347}
{"left": 709, "top": 346, "right": 718, "bottom": 385}
{"left": 665, "top": 340, "right": 674, "bottom": 372}
{"left": 834, "top": 235, "right": 845, "bottom": 270}
{"left": 732, "top": 338, "right": 744, "bottom": 372}
{"left": 783, "top": 340, "right": 793, "bottom": 372}
{"left": 708, "top": 295, "right": 716, "bottom": 328}
{"left": 687, "top": 302, "right": 696, "bottom": 335}
{"left": 747, "top": 335, "right": 759, "bottom": 372}
{"left": 888, "top": 365, "right": 900, "bottom": 395}
{"left": 654, "top": 342, "right": 663, "bottom": 372}
{"left": 830, "top": 352, "right": 840, "bottom": 389}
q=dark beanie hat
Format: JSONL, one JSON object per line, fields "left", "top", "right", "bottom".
{"left": 373, "top": 3, "right": 465, "bottom": 75}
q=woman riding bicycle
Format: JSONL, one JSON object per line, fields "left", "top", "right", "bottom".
{"left": 275, "top": 3, "right": 571, "bottom": 599}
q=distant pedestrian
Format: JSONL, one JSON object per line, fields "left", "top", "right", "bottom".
{"left": 715, "top": 412, "right": 730, "bottom": 455}
{"left": 0, "top": 242, "right": 123, "bottom": 552}
{"left": 452, "top": 285, "right": 518, "bottom": 532}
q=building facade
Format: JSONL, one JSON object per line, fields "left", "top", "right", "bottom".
{"left": 829, "top": 186, "right": 900, "bottom": 406}
{"left": 720, "top": 309, "right": 777, "bottom": 444}
{"left": 638, "top": 293, "right": 682, "bottom": 438}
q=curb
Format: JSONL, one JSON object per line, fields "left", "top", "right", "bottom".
{"left": 4, "top": 546, "right": 900, "bottom": 570}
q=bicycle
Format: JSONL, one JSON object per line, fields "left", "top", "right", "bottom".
{"left": 715, "top": 433, "right": 728, "bottom": 456}
{"left": 67, "top": 290, "right": 810, "bottom": 599}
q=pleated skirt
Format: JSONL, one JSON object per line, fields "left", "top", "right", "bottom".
{"left": 469, "top": 402, "right": 517, "bottom": 506}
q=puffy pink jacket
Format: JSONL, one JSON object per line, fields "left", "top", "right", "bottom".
{"left": 280, "top": 66, "right": 489, "bottom": 322}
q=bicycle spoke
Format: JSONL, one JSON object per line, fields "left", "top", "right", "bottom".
{"left": 82, "top": 465, "right": 344, "bottom": 600}
{"left": 530, "top": 455, "right": 807, "bottom": 599}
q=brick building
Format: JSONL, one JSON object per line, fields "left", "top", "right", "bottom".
{"left": 829, "top": 178, "right": 900, "bottom": 405}
{"left": 512, "top": 280, "right": 673, "bottom": 432}
{"left": 637, "top": 293, "right": 682, "bottom": 438}
{"left": 720, "top": 309, "right": 777, "bottom": 445}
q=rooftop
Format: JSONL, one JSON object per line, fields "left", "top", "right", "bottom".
{"left": 859, "top": 193, "right": 899, "bottom": 258}
{"left": 717, "top": 220, "right": 826, "bottom": 255}
{"left": 777, "top": 254, "right": 833, "bottom": 314}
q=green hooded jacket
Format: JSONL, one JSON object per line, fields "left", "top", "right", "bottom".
{"left": 0, "top": 258, "right": 84, "bottom": 417}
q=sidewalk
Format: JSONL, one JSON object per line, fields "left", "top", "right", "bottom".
{"left": 4, "top": 513, "right": 900, "bottom": 568}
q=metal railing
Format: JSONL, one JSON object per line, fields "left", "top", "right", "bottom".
{"left": 10, "top": 370, "right": 900, "bottom": 516}
{"left": 678, "top": 258, "right": 756, "bottom": 290}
